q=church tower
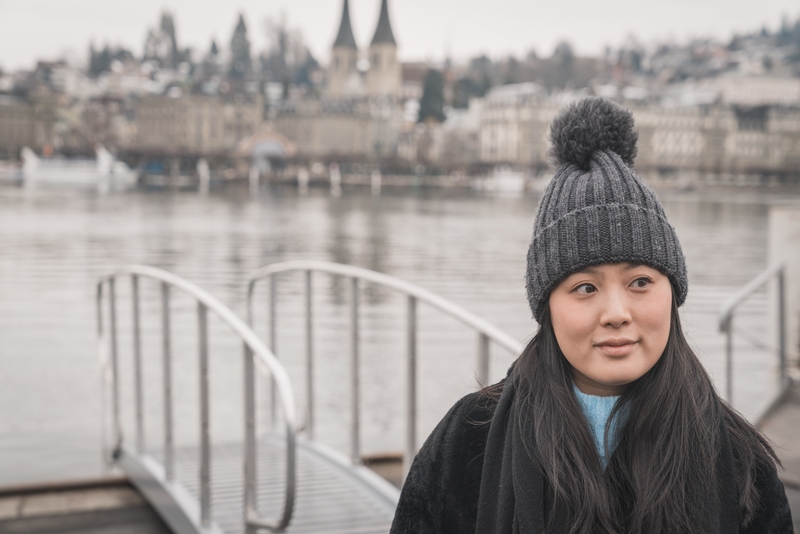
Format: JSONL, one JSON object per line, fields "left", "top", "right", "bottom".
{"left": 366, "top": 0, "right": 401, "bottom": 98}
{"left": 328, "top": 0, "right": 360, "bottom": 96}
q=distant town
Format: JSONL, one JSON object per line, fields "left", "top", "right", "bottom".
{"left": 1, "top": 0, "right": 800, "bottom": 189}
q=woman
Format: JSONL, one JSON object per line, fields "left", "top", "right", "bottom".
{"left": 390, "top": 97, "right": 793, "bottom": 533}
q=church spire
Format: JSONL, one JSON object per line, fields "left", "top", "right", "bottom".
{"left": 333, "top": 0, "right": 358, "bottom": 49}
{"left": 370, "top": 0, "right": 396, "bottom": 46}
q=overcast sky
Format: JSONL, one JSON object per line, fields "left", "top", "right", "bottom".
{"left": 1, "top": 0, "right": 799, "bottom": 71}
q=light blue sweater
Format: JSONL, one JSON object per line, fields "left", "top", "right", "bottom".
{"left": 572, "top": 384, "right": 622, "bottom": 469}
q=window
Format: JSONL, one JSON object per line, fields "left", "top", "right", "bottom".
{"left": 734, "top": 105, "right": 768, "bottom": 132}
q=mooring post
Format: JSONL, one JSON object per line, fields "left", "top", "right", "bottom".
{"left": 197, "top": 158, "right": 210, "bottom": 195}
{"left": 249, "top": 165, "right": 259, "bottom": 195}
{"left": 298, "top": 167, "right": 310, "bottom": 195}
{"left": 330, "top": 163, "right": 342, "bottom": 197}
{"left": 371, "top": 169, "right": 382, "bottom": 196}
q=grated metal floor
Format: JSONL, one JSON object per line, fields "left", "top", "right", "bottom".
{"left": 150, "top": 438, "right": 398, "bottom": 534}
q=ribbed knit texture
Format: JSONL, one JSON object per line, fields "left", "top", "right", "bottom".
{"left": 572, "top": 384, "right": 622, "bottom": 469}
{"left": 526, "top": 148, "right": 688, "bottom": 321}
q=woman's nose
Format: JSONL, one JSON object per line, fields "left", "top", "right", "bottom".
{"left": 600, "top": 289, "right": 632, "bottom": 328}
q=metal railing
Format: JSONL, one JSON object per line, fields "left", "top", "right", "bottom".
{"left": 718, "top": 263, "right": 788, "bottom": 407}
{"left": 246, "top": 260, "right": 522, "bottom": 477}
{"left": 97, "top": 265, "right": 298, "bottom": 533}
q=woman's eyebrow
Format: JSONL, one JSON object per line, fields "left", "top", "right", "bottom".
{"left": 623, "top": 263, "right": 645, "bottom": 270}
{"left": 576, "top": 264, "right": 644, "bottom": 275}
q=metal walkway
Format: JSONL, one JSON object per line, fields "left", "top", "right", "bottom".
{"left": 97, "top": 263, "right": 520, "bottom": 533}
{"left": 129, "top": 438, "right": 397, "bottom": 534}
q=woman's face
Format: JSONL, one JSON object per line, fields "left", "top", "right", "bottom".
{"left": 548, "top": 262, "right": 673, "bottom": 396}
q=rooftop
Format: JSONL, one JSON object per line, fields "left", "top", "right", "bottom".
{"left": 371, "top": 0, "right": 396, "bottom": 47}
{"left": 333, "top": 0, "right": 358, "bottom": 50}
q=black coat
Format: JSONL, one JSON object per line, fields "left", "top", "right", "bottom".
{"left": 390, "top": 386, "right": 794, "bottom": 534}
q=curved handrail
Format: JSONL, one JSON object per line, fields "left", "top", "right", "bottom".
{"left": 97, "top": 265, "right": 297, "bottom": 533}
{"left": 718, "top": 263, "right": 784, "bottom": 331}
{"left": 247, "top": 260, "right": 521, "bottom": 353}
{"left": 246, "top": 260, "right": 523, "bottom": 478}
{"left": 716, "top": 262, "right": 788, "bottom": 410}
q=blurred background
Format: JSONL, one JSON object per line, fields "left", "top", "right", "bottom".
{"left": 1, "top": 0, "right": 799, "bottom": 497}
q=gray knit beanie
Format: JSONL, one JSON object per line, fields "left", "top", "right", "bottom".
{"left": 526, "top": 97, "right": 688, "bottom": 322}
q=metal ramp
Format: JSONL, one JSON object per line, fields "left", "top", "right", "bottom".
{"left": 132, "top": 439, "right": 397, "bottom": 534}
{"left": 96, "top": 263, "right": 520, "bottom": 533}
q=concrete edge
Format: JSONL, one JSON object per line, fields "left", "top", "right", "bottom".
{"left": 0, "top": 476, "right": 130, "bottom": 498}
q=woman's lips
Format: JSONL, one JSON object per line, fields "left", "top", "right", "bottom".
{"left": 595, "top": 341, "right": 637, "bottom": 356}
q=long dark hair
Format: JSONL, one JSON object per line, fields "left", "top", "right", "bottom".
{"left": 494, "top": 288, "right": 779, "bottom": 533}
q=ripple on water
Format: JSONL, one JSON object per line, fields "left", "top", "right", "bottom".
{"left": 0, "top": 186, "right": 791, "bottom": 484}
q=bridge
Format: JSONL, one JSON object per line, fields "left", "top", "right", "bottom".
{"left": 93, "top": 261, "right": 520, "bottom": 534}
{"left": 0, "top": 261, "right": 796, "bottom": 533}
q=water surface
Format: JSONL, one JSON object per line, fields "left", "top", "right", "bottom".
{"left": 0, "top": 185, "right": 794, "bottom": 485}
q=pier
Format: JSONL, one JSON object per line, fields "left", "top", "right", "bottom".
{"left": 88, "top": 262, "right": 517, "bottom": 533}
{"left": 1, "top": 257, "right": 797, "bottom": 533}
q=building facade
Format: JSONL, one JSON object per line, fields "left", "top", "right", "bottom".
{"left": 273, "top": 0, "right": 403, "bottom": 158}
{"left": 0, "top": 96, "right": 36, "bottom": 158}
{"left": 623, "top": 104, "right": 800, "bottom": 174}
{"left": 0, "top": 94, "right": 57, "bottom": 158}
{"left": 134, "top": 93, "right": 263, "bottom": 154}
{"left": 479, "top": 83, "right": 552, "bottom": 165}
{"left": 475, "top": 85, "right": 800, "bottom": 176}
{"left": 275, "top": 97, "right": 399, "bottom": 158}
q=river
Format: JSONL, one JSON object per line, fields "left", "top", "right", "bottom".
{"left": 0, "top": 184, "right": 795, "bottom": 485}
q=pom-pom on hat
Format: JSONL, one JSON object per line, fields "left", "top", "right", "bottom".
{"left": 526, "top": 97, "right": 688, "bottom": 322}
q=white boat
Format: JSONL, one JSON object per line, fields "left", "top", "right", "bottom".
{"left": 21, "top": 146, "right": 137, "bottom": 192}
{"left": 471, "top": 168, "right": 528, "bottom": 196}
{"left": 0, "top": 160, "right": 21, "bottom": 185}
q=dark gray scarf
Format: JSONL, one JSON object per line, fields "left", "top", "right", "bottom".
{"left": 474, "top": 374, "right": 739, "bottom": 533}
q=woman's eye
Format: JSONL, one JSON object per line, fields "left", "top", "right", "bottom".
{"left": 575, "top": 283, "right": 596, "bottom": 294}
{"left": 631, "top": 277, "right": 651, "bottom": 289}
